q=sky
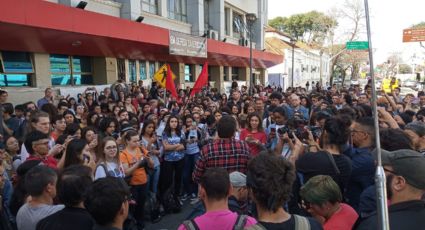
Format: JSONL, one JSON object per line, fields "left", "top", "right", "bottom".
{"left": 268, "top": 0, "right": 425, "bottom": 65}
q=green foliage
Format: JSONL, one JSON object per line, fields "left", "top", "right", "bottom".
{"left": 268, "top": 11, "right": 337, "bottom": 46}
{"left": 399, "top": 64, "right": 413, "bottom": 74}
{"left": 412, "top": 22, "right": 425, "bottom": 28}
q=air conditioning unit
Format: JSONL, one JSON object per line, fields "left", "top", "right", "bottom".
{"left": 208, "top": 30, "right": 219, "bottom": 40}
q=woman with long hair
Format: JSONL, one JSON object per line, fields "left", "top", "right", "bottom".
{"left": 82, "top": 127, "right": 98, "bottom": 162}
{"left": 240, "top": 113, "right": 267, "bottom": 156}
{"left": 4, "top": 136, "right": 21, "bottom": 175}
{"left": 63, "top": 139, "right": 95, "bottom": 169}
{"left": 295, "top": 116, "right": 352, "bottom": 194}
{"left": 63, "top": 110, "right": 78, "bottom": 125}
{"left": 98, "top": 117, "right": 118, "bottom": 139}
{"left": 140, "top": 120, "right": 161, "bottom": 195}
{"left": 159, "top": 115, "right": 185, "bottom": 212}
{"left": 181, "top": 115, "right": 201, "bottom": 201}
{"left": 94, "top": 137, "right": 124, "bottom": 180}
{"left": 120, "top": 130, "right": 151, "bottom": 229}
{"left": 125, "top": 96, "right": 137, "bottom": 114}
{"left": 75, "top": 104, "right": 85, "bottom": 123}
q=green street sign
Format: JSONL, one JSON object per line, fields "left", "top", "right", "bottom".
{"left": 346, "top": 41, "right": 369, "bottom": 50}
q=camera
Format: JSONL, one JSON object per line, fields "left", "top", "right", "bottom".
{"left": 309, "top": 126, "right": 322, "bottom": 140}
{"left": 277, "top": 126, "right": 294, "bottom": 139}
{"left": 286, "top": 116, "right": 309, "bottom": 140}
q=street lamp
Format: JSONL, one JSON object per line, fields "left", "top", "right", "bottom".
{"left": 246, "top": 13, "right": 257, "bottom": 95}
{"left": 290, "top": 37, "right": 297, "bottom": 88}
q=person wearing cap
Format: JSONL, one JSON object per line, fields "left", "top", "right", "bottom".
{"left": 229, "top": 171, "right": 248, "bottom": 214}
{"left": 404, "top": 121, "right": 425, "bottom": 155}
{"left": 356, "top": 149, "right": 425, "bottom": 230}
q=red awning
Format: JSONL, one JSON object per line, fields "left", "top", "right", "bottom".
{"left": 0, "top": 0, "right": 282, "bottom": 68}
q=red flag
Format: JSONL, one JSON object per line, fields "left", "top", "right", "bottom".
{"left": 166, "top": 64, "right": 178, "bottom": 98}
{"left": 190, "top": 62, "right": 208, "bottom": 97}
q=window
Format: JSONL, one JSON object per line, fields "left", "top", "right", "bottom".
{"left": 224, "top": 66, "right": 229, "bottom": 81}
{"left": 231, "top": 67, "right": 239, "bottom": 81}
{"left": 141, "top": 0, "right": 158, "bottom": 14}
{"left": 50, "top": 55, "right": 92, "bottom": 86}
{"left": 139, "top": 61, "right": 147, "bottom": 80}
{"left": 225, "top": 8, "right": 230, "bottom": 36}
{"left": 184, "top": 65, "right": 193, "bottom": 82}
{"left": 232, "top": 12, "right": 243, "bottom": 39}
{"left": 0, "top": 51, "right": 33, "bottom": 87}
{"left": 149, "top": 62, "right": 155, "bottom": 78}
{"left": 168, "top": 0, "right": 187, "bottom": 22}
{"left": 184, "top": 65, "right": 195, "bottom": 82}
{"left": 129, "top": 60, "right": 137, "bottom": 82}
{"left": 204, "top": 1, "right": 210, "bottom": 33}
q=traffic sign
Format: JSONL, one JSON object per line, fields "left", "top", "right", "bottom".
{"left": 403, "top": 28, "right": 425, "bottom": 42}
{"left": 346, "top": 41, "right": 369, "bottom": 50}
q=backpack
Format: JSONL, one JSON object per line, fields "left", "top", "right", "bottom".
{"left": 182, "top": 214, "right": 249, "bottom": 230}
{"left": 161, "top": 187, "right": 181, "bottom": 213}
{"left": 144, "top": 193, "right": 160, "bottom": 221}
{"left": 245, "top": 214, "right": 311, "bottom": 230}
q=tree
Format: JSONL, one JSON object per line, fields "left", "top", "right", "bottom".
{"left": 412, "top": 22, "right": 425, "bottom": 29}
{"left": 268, "top": 11, "right": 337, "bottom": 47}
{"left": 399, "top": 64, "right": 412, "bottom": 74}
{"left": 411, "top": 22, "right": 425, "bottom": 49}
{"left": 328, "top": 0, "right": 366, "bottom": 84}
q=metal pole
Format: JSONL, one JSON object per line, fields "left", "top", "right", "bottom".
{"left": 249, "top": 29, "right": 253, "bottom": 95}
{"left": 364, "top": 0, "right": 390, "bottom": 229}
{"left": 291, "top": 43, "right": 295, "bottom": 88}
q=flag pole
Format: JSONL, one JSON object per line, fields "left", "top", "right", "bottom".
{"left": 364, "top": 0, "right": 390, "bottom": 229}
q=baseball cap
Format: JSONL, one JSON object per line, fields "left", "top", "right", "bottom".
{"left": 375, "top": 149, "right": 425, "bottom": 190}
{"left": 229, "top": 171, "right": 247, "bottom": 188}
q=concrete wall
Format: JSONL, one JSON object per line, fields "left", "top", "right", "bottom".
{"left": 142, "top": 13, "right": 191, "bottom": 34}
{"left": 59, "top": 0, "right": 122, "bottom": 17}
{"left": 114, "top": 0, "right": 140, "bottom": 20}
{"left": 33, "top": 53, "right": 52, "bottom": 88}
{"left": 225, "top": 0, "right": 257, "bottom": 14}
{"left": 187, "top": 0, "right": 204, "bottom": 36}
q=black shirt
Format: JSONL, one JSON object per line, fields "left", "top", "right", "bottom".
{"left": 259, "top": 215, "right": 323, "bottom": 230}
{"left": 296, "top": 151, "right": 352, "bottom": 194}
{"left": 36, "top": 207, "right": 95, "bottom": 230}
{"left": 355, "top": 200, "right": 425, "bottom": 230}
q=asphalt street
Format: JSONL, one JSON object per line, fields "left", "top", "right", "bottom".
{"left": 145, "top": 200, "right": 197, "bottom": 230}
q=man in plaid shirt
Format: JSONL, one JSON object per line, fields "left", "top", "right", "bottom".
{"left": 193, "top": 115, "right": 250, "bottom": 182}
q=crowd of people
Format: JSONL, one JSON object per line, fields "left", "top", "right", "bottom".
{"left": 0, "top": 78, "right": 425, "bottom": 230}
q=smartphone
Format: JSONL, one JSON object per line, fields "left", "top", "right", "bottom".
{"left": 270, "top": 127, "right": 276, "bottom": 133}
{"left": 83, "top": 155, "right": 90, "bottom": 162}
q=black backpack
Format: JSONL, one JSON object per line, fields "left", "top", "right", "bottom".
{"left": 161, "top": 188, "right": 181, "bottom": 213}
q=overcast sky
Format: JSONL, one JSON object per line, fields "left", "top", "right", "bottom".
{"left": 268, "top": 0, "right": 425, "bottom": 65}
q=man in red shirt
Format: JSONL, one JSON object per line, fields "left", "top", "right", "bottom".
{"left": 24, "top": 131, "right": 58, "bottom": 169}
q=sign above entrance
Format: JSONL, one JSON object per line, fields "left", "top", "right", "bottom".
{"left": 169, "top": 31, "right": 207, "bottom": 58}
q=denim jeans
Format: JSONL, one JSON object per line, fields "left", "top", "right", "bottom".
{"left": 147, "top": 165, "right": 160, "bottom": 195}
{"left": 182, "top": 153, "right": 200, "bottom": 195}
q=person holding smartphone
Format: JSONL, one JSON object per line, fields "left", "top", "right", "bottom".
{"left": 240, "top": 113, "right": 267, "bottom": 156}
{"left": 182, "top": 115, "right": 202, "bottom": 202}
